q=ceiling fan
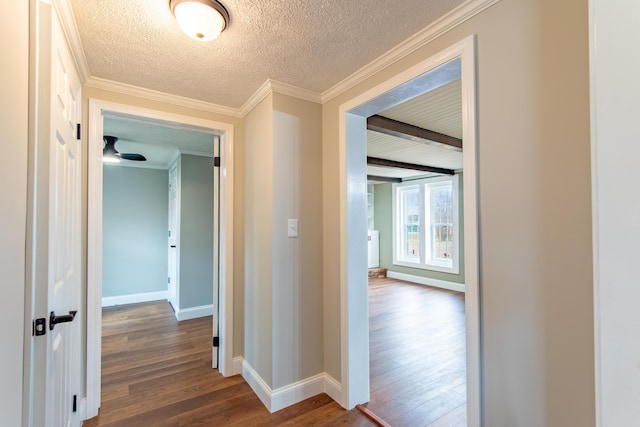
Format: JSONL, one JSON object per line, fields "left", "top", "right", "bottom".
{"left": 103, "top": 135, "right": 147, "bottom": 162}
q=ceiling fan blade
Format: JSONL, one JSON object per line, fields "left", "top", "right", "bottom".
{"left": 103, "top": 135, "right": 119, "bottom": 156}
{"left": 119, "top": 153, "right": 147, "bottom": 161}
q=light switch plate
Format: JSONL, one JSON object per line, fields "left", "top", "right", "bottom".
{"left": 288, "top": 219, "right": 298, "bottom": 237}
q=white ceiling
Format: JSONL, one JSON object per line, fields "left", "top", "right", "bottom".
{"left": 103, "top": 115, "right": 215, "bottom": 169}
{"left": 366, "top": 78, "right": 462, "bottom": 182}
{"left": 69, "top": 0, "right": 466, "bottom": 108}
{"left": 381, "top": 79, "right": 462, "bottom": 139}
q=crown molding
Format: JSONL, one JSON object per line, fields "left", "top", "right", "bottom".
{"left": 85, "top": 76, "right": 242, "bottom": 118}
{"left": 321, "top": 0, "right": 501, "bottom": 103}
{"left": 54, "top": 0, "right": 497, "bottom": 118}
{"left": 239, "top": 80, "right": 273, "bottom": 117}
{"left": 179, "top": 149, "right": 215, "bottom": 158}
{"left": 239, "top": 79, "right": 322, "bottom": 117}
{"left": 103, "top": 161, "right": 168, "bottom": 171}
{"left": 269, "top": 80, "right": 323, "bottom": 104}
{"left": 54, "top": 0, "right": 91, "bottom": 82}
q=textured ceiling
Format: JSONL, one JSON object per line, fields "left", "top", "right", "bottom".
{"left": 69, "top": 0, "right": 465, "bottom": 108}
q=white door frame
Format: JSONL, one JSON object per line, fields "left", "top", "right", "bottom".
{"left": 167, "top": 161, "right": 179, "bottom": 311}
{"left": 338, "top": 35, "right": 481, "bottom": 425}
{"left": 86, "top": 99, "right": 235, "bottom": 418}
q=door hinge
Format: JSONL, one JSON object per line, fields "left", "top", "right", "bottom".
{"left": 213, "top": 156, "right": 221, "bottom": 167}
{"left": 168, "top": 277, "right": 171, "bottom": 284}
{"left": 33, "top": 318, "right": 46, "bottom": 336}
{"left": 76, "top": 123, "right": 81, "bottom": 140}
{"left": 213, "top": 336, "right": 219, "bottom": 347}
{"left": 72, "top": 395, "right": 77, "bottom": 413}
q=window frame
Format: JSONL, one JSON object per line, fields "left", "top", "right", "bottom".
{"left": 392, "top": 174, "right": 460, "bottom": 274}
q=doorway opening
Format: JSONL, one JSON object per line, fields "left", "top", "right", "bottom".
{"left": 365, "top": 61, "right": 468, "bottom": 424}
{"left": 339, "top": 35, "right": 480, "bottom": 425}
{"left": 85, "top": 100, "right": 235, "bottom": 418}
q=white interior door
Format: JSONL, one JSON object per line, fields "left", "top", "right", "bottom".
{"left": 45, "top": 9, "right": 82, "bottom": 427}
{"left": 168, "top": 163, "right": 178, "bottom": 310}
{"left": 212, "top": 137, "right": 220, "bottom": 368}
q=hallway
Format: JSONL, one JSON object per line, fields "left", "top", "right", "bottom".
{"left": 85, "top": 277, "right": 466, "bottom": 426}
{"left": 83, "top": 302, "right": 373, "bottom": 426}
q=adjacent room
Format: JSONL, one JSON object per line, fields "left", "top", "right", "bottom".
{"left": 363, "top": 71, "right": 468, "bottom": 426}
{"left": 100, "top": 115, "right": 217, "bottom": 319}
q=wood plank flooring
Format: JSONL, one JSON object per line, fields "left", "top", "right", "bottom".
{"left": 84, "top": 278, "right": 466, "bottom": 426}
{"left": 83, "top": 302, "right": 374, "bottom": 427}
{"left": 365, "top": 277, "right": 467, "bottom": 427}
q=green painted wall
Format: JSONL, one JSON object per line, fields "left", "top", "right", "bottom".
{"left": 179, "top": 154, "right": 214, "bottom": 309}
{"left": 103, "top": 165, "right": 169, "bottom": 297}
{"left": 373, "top": 173, "right": 465, "bottom": 284}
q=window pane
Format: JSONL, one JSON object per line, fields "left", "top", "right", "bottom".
{"left": 393, "top": 175, "right": 458, "bottom": 273}
{"left": 430, "top": 184, "right": 453, "bottom": 263}
{"left": 402, "top": 188, "right": 421, "bottom": 260}
{"left": 433, "top": 225, "right": 452, "bottom": 259}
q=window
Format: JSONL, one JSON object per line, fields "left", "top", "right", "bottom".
{"left": 397, "top": 185, "right": 421, "bottom": 262}
{"left": 393, "top": 175, "right": 460, "bottom": 274}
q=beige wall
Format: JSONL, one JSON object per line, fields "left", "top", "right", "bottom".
{"left": 81, "top": 87, "right": 246, "bottom": 357}
{"left": 271, "top": 93, "right": 324, "bottom": 388}
{"left": 1, "top": 1, "right": 28, "bottom": 425}
{"left": 243, "top": 92, "right": 324, "bottom": 389}
{"left": 322, "top": 0, "right": 594, "bottom": 424}
{"left": 243, "top": 94, "right": 274, "bottom": 384}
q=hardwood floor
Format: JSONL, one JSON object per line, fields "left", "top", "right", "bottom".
{"left": 365, "top": 277, "right": 467, "bottom": 427}
{"left": 83, "top": 302, "right": 374, "bottom": 427}
{"left": 84, "top": 278, "right": 466, "bottom": 426}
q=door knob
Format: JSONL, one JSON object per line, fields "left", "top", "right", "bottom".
{"left": 50, "top": 310, "right": 77, "bottom": 330}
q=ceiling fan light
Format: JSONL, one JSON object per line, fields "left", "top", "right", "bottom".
{"left": 170, "top": 0, "right": 228, "bottom": 41}
{"left": 103, "top": 153, "right": 121, "bottom": 163}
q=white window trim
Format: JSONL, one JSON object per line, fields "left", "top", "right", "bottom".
{"left": 392, "top": 174, "right": 460, "bottom": 274}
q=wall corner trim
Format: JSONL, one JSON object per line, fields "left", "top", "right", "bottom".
{"left": 239, "top": 79, "right": 322, "bottom": 118}
{"left": 241, "top": 360, "right": 273, "bottom": 411}
{"left": 323, "top": 374, "right": 343, "bottom": 405}
{"left": 240, "top": 358, "right": 343, "bottom": 413}
{"left": 232, "top": 356, "right": 243, "bottom": 376}
{"left": 321, "top": 0, "right": 501, "bottom": 103}
{"left": 174, "top": 304, "right": 213, "bottom": 321}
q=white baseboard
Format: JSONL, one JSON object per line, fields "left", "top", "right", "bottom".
{"left": 101, "top": 290, "right": 168, "bottom": 307}
{"left": 240, "top": 358, "right": 344, "bottom": 412}
{"left": 175, "top": 304, "right": 213, "bottom": 321}
{"left": 242, "top": 360, "right": 272, "bottom": 411}
{"left": 323, "top": 374, "right": 343, "bottom": 406}
{"left": 232, "top": 356, "right": 243, "bottom": 376}
{"left": 79, "top": 397, "right": 87, "bottom": 424}
{"left": 271, "top": 374, "right": 326, "bottom": 412}
{"left": 386, "top": 271, "right": 466, "bottom": 293}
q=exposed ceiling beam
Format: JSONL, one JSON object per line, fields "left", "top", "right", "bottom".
{"left": 367, "top": 115, "right": 462, "bottom": 151}
{"left": 367, "top": 157, "right": 455, "bottom": 175}
{"left": 367, "top": 175, "right": 403, "bottom": 183}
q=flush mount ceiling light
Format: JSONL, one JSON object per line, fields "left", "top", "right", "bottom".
{"left": 170, "top": 0, "right": 229, "bottom": 41}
